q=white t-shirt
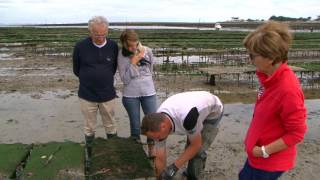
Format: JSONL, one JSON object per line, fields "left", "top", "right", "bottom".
{"left": 157, "top": 91, "right": 223, "bottom": 138}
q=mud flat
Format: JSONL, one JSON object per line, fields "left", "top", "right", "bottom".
{"left": 0, "top": 91, "right": 319, "bottom": 180}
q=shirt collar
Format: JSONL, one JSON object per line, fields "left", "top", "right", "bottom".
{"left": 162, "top": 112, "right": 175, "bottom": 133}
{"left": 92, "top": 40, "right": 107, "bottom": 48}
{"left": 256, "top": 62, "right": 289, "bottom": 89}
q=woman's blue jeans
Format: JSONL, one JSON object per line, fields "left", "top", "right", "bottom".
{"left": 122, "top": 95, "right": 157, "bottom": 139}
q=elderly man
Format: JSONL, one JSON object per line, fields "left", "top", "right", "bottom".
{"left": 73, "top": 16, "right": 118, "bottom": 148}
{"left": 141, "top": 91, "right": 224, "bottom": 180}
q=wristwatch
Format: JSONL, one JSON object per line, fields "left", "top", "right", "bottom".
{"left": 261, "top": 146, "right": 269, "bottom": 158}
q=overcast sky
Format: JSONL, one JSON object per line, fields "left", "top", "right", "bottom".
{"left": 0, "top": 0, "right": 319, "bottom": 24}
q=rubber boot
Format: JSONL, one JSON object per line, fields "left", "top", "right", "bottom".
{"left": 106, "top": 133, "right": 117, "bottom": 139}
{"left": 84, "top": 135, "right": 94, "bottom": 175}
{"left": 85, "top": 135, "right": 94, "bottom": 157}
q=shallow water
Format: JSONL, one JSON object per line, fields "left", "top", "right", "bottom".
{"left": 0, "top": 53, "right": 25, "bottom": 61}
{"left": 2, "top": 25, "right": 319, "bottom": 32}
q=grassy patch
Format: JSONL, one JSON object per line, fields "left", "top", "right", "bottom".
{"left": 89, "top": 137, "right": 155, "bottom": 179}
{"left": 21, "top": 142, "right": 84, "bottom": 180}
{"left": 0, "top": 143, "right": 31, "bottom": 179}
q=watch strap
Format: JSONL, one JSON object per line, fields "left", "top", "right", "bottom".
{"left": 261, "top": 145, "right": 269, "bottom": 158}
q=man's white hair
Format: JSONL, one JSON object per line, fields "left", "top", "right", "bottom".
{"left": 88, "top": 16, "right": 109, "bottom": 31}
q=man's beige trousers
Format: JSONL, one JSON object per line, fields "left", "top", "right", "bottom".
{"left": 79, "top": 98, "right": 117, "bottom": 136}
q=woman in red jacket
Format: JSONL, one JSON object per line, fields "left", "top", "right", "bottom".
{"left": 239, "top": 21, "right": 307, "bottom": 180}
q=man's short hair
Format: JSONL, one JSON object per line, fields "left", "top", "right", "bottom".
{"left": 88, "top": 16, "right": 109, "bottom": 32}
{"left": 141, "top": 113, "right": 166, "bottom": 135}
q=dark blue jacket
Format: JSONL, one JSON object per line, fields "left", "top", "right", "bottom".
{"left": 73, "top": 37, "right": 118, "bottom": 102}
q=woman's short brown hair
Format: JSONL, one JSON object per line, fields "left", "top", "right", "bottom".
{"left": 119, "top": 29, "right": 139, "bottom": 47}
{"left": 243, "top": 21, "right": 292, "bottom": 64}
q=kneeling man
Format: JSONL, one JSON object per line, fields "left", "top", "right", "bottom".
{"left": 141, "top": 91, "right": 224, "bottom": 180}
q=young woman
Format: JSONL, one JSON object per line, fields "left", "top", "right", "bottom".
{"left": 117, "top": 29, "right": 157, "bottom": 154}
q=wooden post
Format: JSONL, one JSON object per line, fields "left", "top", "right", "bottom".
{"left": 237, "top": 73, "right": 240, "bottom": 87}
{"left": 311, "top": 71, "right": 314, "bottom": 88}
{"left": 181, "top": 50, "right": 184, "bottom": 64}
{"left": 251, "top": 72, "right": 254, "bottom": 89}
{"left": 209, "top": 74, "right": 216, "bottom": 86}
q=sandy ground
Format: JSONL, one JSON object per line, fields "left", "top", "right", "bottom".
{"left": 0, "top": 54, "right": 319, "bottom": 179}
{"left": 0, "top": 91, "right": 319, "bottom": 180}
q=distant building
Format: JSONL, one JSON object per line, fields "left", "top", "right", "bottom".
{"left": 231, "top": 17, "right": 240, "bottom": 22}
{"left": 215, "top": 23, "right": 222, "bottom": 30}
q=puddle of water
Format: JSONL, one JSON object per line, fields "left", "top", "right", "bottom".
{"left": 21, "top": 73, "right": 72, "bottom": 76}
{"left": 0, "top": 42, "right": 23, "bottom": 46}
{"left": 154, "top": 54, "right": 249, "bottom": 64}
{"left": 0, "top": 67, "right": 58, "bottom": 76}
{"left": 0, "top": 53, "right": 12, "bottom": 58}
{"left": 0, "top": 47, "right": 10, "bottom": 51}
{"left": 45, "top": 53, "right": 72, "bottom": 56}
{"left": 0, "top": 53, "right": 25, "bottom": 60}
{"left": 0, "top": 68, "right": 17, "bottom": 76}
{"left": 155, "top": 55, "right": 207, "bottom": 64}
{"left": 0, "top": 67, "right": 57, "bottom": 70}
